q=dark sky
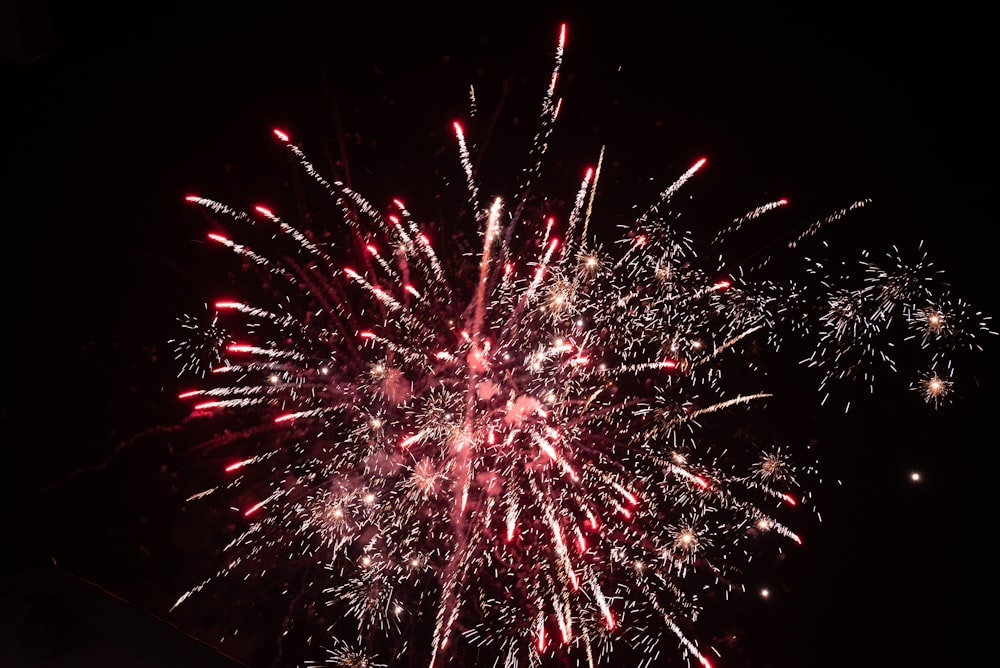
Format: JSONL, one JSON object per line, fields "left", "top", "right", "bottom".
{"left": 5, "top": 4, "right": 996, "bottom": 668}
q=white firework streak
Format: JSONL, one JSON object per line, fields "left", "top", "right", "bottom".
{"left": 166, "top": 22, "right": 994, "bottom": 668}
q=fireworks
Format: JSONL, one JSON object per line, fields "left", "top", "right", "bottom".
{"left": 167, "top": 24, "right": 992, "bottom": 668}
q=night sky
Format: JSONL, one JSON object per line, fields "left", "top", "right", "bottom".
{"left": 5, "top": 4, "right": 996, "bottom": 668}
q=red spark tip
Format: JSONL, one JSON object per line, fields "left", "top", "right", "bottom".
{"left": 453, "top": 121, "right": 464, "bottom": 135}
{"left": 692, "top": 157, "right": 708, "bottom": 170}
{"left": 274, "top": 413, "right": 296, "bottom": 423}
{"left": 207, "top": 233, "right": 229, "bottom": 244}
{"left": 184, "top": 195, "right": 200, "bottom": 202}
{"left": 244, "top": 501, "right": 265, "bottom": 516}
{"left": 254, "top": 205, "right": 273, "bottom": 217}
{"left": 272, "top": 128, "right": 289, "bottom": 142}
{"left": 177, "top": 390, "right": 201, "bottom": 399}
{"left": 778, "top": 198, "right": 789, "bottom": 205}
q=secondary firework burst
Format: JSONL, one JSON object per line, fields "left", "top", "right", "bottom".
{"left": 168, "top": 24, "right": 992, "bottom": 668}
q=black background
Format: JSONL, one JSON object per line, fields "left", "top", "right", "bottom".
{"left": 5, "top": 3, "right": 996, "bottom": 667}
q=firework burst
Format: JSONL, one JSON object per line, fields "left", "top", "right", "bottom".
{"left": 167, "top": 24, "right": 993, "bottom": 668}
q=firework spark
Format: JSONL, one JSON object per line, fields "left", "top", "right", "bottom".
{"left": 167, "top": 24, "right": 993, "bottom": 668}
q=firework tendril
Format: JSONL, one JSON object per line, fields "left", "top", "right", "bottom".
{"left": 168, "top": 24, "right": 994, "bottom": 668}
